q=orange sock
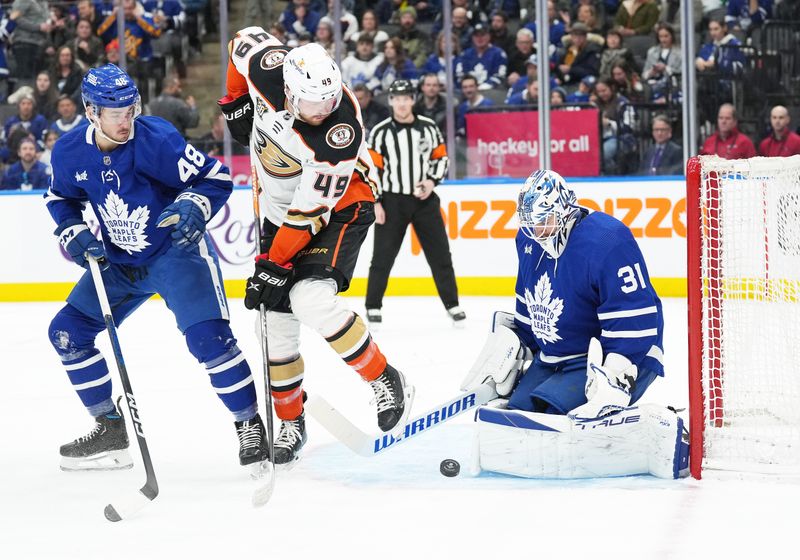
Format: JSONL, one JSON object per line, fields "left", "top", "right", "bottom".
{"left": 325, "top": 313, "right": 387, "bottom": 382}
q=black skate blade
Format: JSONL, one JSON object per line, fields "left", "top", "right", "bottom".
{"left": 251, "top": 460, "right": 275, "bottom": 508}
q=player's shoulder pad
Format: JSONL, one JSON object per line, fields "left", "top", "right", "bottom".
{"left": 136, "top": 116, "right": 184, "bottom": 143}
{"left": 292, "top": 89, "right": 363, "bottom": 166}
{"left": 50, "top": 122, "right": 92, "bottom": 165}
{"left": 577, "top": 211, "right": 638, "bottom": 252}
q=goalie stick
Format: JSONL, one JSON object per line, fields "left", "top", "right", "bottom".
{"left": 306, "top": 382, "right": 497, "bottom": 457}
{"left": 88, "top": 257, "right": 159, "bottom": 522}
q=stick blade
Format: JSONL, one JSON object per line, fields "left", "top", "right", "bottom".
{"left": 103, "top": 490, "right": 154, "bottom": 522}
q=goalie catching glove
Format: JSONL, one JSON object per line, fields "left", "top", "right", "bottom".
{"left": 244, "top": 255, "right": 293, "bottom": 310}
{"left": 568, "top": 337, "right": 638, "bottom": 420}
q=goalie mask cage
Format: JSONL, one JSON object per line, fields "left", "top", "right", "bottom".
{"left": 687, "top": 155, "right": 800, "bottom": 479}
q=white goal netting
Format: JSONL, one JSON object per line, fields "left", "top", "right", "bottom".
{"left": 690, "top": 155, "right": 800, "bottom": 475}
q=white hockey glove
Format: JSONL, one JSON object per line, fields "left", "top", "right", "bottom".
{"left": 461, "top": 311, "right": 533, "bottom": 397}
{"left": 568, "top": 338, "right": 638, "bottom": 421}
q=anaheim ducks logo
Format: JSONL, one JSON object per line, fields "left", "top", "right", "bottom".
{"left": 260, "top": 49, "right": 287, "bottom": 70}
{"left": 326, "top": 123, "right": 355, "bottom": 149}
{"left": 253, "top": 126, "right": 302, "bottom": 178}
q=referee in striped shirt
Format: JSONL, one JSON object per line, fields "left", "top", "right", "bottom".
{"left": 365, "top": 79, "right": 465, "bottom": 326}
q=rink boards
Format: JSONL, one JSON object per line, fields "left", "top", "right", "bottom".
{"left": 0, "top": 177, "right": 687, "bottom": 301}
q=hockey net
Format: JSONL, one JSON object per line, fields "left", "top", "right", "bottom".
{"left": 687, "top": 155, "right": 800, "bottom": 478}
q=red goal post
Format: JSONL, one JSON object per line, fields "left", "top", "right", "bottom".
{"left": 687, "top": 155, "right": 800, "bottom": 479}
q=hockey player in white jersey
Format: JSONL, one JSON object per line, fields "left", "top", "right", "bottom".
{"left": 462, "top": 170, "right": 688, "bottom": 479}
{"left": 219, "top": 28, "right": 413, "bottom": 464}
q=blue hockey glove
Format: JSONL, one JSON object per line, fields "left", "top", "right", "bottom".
{"left": 244, "top": 255, "right": 293, "bottom": 310}
{"left": 56, "top": 220, "right": 108, "bottom": 270}
{"left": 157, "top": 192, "right": 211, "bottom": 251}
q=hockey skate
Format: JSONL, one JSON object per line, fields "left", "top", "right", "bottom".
{"left": 370, "top": 364, "right": 415, "bottom": 434}
{"left": 447, "top": 305, "right": 467, "bottom": 328}
{"left": 235, "top": 413, "right": 270, "bottom": 468}
{"left": 60, "top": 404, "right": 133, "bottom": 471}
{"left": 366, "top": 308, "right": 382, "bottom": 329}
{"left": 273, "top": 412, "right": 307, "bottom": 466}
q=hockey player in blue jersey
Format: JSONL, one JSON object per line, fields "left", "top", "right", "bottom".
{"left": 45, "top": 64, "right": 269, "bottom": 472}
{"left": 462, "top": 170, "right": 686, "bottom": 479}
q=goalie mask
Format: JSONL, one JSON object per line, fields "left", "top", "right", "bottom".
{"left": 81, "top": 64, "right": 141, "bottom": 145}
{"left": 283, "top": 43, "right": 343, "bottom": 124}
{"left": 518, "top": 169, "right": 580, "bottom": 259}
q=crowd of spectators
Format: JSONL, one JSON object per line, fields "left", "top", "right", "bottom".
{"left": 273, "top": 0, "right": 800, "bottom": 175}
{"left": 2, "top": 0, "right": 800, "bottom": 190}
{"left": 0, "top": 0, "right": 215, "bottom": 191}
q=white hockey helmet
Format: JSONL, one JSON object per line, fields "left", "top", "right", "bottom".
{"left": 518, "top": 169, "right": 581, "bottom": 258}
{"left": 283, "top": 43, "right": 343, "bottom": 122}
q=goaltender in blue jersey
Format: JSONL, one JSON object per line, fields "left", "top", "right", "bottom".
{"left": 44, "top": 64, "right": 270, "bottom": 473}
{"left": 510, "top": 170, "right": 664, "bottom": 416}
{"left": 462, "top": 170, "right": 687, "bottom": 480}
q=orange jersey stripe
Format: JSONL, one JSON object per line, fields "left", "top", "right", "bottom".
{"left": 334, "top": 174, "right": 375, "bottom": 210}
{"left": 431, "top": 143, "right": 447, "bottom": 160}
{"left": 270, "top": 225, "right": 312, "bottom": 266}
{"left": 368, "top": 148, "right": 384, "bottom": 169}
{"left": 331, "top": 202, "right": 361, "bottom": 267}
{"left": 226, "top": 53, "right": 249, "bottom": 99}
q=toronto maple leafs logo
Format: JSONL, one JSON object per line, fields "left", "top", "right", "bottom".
{"left": 96, "top": 190, "right": 151, "bottom": 254}
{"left": 524, "top": 272, "right": 564, "bottom": 344}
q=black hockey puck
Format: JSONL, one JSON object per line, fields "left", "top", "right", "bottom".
{"left": 440, "top": 459, "right": 460, "bottom": 477}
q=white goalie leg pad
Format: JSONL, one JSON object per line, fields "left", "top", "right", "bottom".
{"left": 474, "top": 403, "right": 689, "bottom": 479}
{"left": 461, "top": 312, "right": 532, "bottom": 397}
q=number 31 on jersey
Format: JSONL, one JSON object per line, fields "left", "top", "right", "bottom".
{"left": 618, "top": 263, "right": 647, "bottom": 293}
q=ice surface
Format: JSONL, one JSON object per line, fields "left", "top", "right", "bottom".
{"left": 1, "top": 297, "right": 798, "bottom": 559}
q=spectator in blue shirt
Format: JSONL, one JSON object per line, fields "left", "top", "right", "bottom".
{"left": 726, "top": 0, "right": 772, "bottom": 34}
{"left": 507, "top": 78, "right": 538, "bottom": 105}
{"left": 50, "top": 95, "right": 85, "bottom": 137}
{"left": 280, "top": 0, "right": 322, "bottom": 40}
{"left": 457, "top": 74, "right": 495, "bottom": 136}
{"left": 3, "top": 94, "right": 49, "bottom": 151}
{"left": 456, "top": 24, "right": 508, "bottom": 90}
{"left": 1, "top": 137, "right": 50, "bottom": 191}
{"left": 372, "top": 37, "right": 420, "bottom": 93}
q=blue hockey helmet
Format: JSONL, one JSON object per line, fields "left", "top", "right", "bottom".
{"left": 82, "top": 64, "right": 141, "bottom": 144}
{"left": 82, "top": 64, "right": 140, "bottom": 111}
{"left": 517, "top": 169, "right": 580, "bottom": 257}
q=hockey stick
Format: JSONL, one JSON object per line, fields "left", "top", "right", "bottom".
{"left": 249, "top": 165, "right": 276, "bottom": 507}
{"left": 87, "top": 256, "right": 159, "bottom": 522}
{"left": 306, "top": 382, "right": 497, "bottom": 457}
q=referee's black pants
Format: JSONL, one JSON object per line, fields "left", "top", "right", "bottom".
{"left": 366, "top": 191, "right": 459, "bottom": 310}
